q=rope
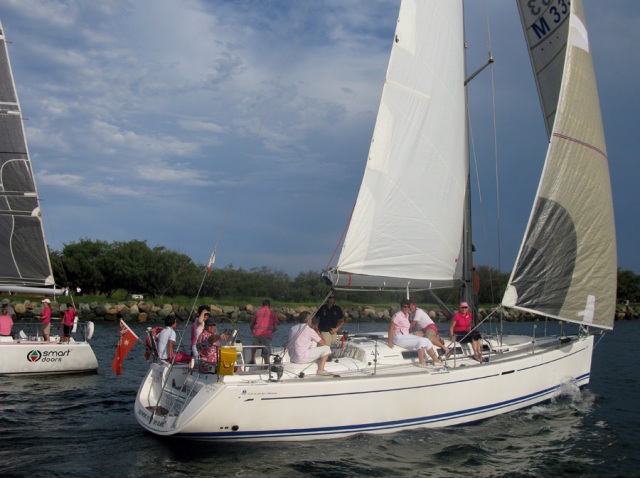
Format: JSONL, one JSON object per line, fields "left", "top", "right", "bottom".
{"left": 325, "top": 204, "right": 355, "bottom": 271}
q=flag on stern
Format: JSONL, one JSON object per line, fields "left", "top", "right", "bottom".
{"left": 112, "top": 319, "right": 140, "bottom": 376}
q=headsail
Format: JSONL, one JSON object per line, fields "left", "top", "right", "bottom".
{"left": 0, "top": 22, "right": 59, "bottom": 294}
{"left": 503, "top": 1, "right": 616, "bottom": 329}
{"left": 326, "top": 0, "right": 467, "bottom": 290}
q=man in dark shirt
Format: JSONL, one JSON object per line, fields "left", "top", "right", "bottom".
{"left": 316, "top": 294, "right": 344, "bottom": 346}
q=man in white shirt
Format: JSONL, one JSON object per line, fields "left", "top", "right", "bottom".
{"left": 287, "top": 311, "right": 331, "bottom": 375}
{"left": 157, "top": 316, "right": 177, "bottom": 361}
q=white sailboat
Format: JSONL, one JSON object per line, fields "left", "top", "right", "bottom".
{"left": 0, "top": 21, "right": 98, "bottom": 375}
{"left": 134, "top": 0, "right": 615, "bottom": 441}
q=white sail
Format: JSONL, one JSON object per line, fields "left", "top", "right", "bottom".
{"left": 326, "top": 0, "right": 467, "bottom": 290}
{"left": 0, "top": 21, "right": 59, "bottom": 294}
{"left": 503, "top": 0, "right": 616, "bottom": 329}
{"left": 134, "top": 0, "right": 612, "bottom": 443}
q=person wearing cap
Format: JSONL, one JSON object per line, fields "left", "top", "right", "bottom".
{"left": 249, "top": 299, "right": 279, "bottom": 365}
{"left": 1, "top": 298, "right": 16, "bottom": 321}
{"left": 316, "top": 293, "right": 344, "bottom": 346}
{"left": 287, "top": 311, "right": 331, "bottom": 375}
{"left": 197, "top": 316, "right": 229, "bottom": 372}
{"left": 449, "top": 302, "right": 483, "bottom": 362}
{"left": 37, "top": 299, "right": 52, "bottom": 341}
{"left": 60, "top": 303, "right": 76, "bottom": 343}
{"left": 388, "top": 299, "right": 443, "bottom": 368}
{"left": 191, "top": 305, "right": 211, "bottom": 363}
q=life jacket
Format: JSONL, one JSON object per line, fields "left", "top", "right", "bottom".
{"left": 144, "top": 327, "right": 165, "bottom": 361}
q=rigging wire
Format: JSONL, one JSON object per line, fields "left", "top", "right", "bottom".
{"left": 467, "top": 0, "right": 507, "bottom": 310}
{"left": 467, "top": 0, "right": 501, "bottom": 306}
{"left": 39, "top": 199, "right": 77, "bottom": 309}
{"left": 173, "top": 0, "right": 313, "bottom": 353}
{"left": 484, "top": 0, "right": 503, "bottom": 277}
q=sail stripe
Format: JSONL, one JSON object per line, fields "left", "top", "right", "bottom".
{"left": 504, "top": 0, "right": 616, "bottom": 330}
{"left": 552, "top": 133, "right": 607, "bottom": 160}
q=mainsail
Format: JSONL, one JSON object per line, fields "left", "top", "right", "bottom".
{"left": 327, "top": 0, "right": 467, "bottom": 290}
{"left": 0, "top": 21, "right": 59, "bottom": 294}
{"left": 503, "top": 0, "right": 616, "bottom": 329}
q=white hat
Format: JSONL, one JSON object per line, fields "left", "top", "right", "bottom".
{"left": 42, "top": 298, "right": 51, "bottom": 303}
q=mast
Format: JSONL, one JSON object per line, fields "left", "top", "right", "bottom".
{"left": 461, "top": 0, "right": 473, "bottom": 310}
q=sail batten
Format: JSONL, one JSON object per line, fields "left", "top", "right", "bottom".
{"left": 0, "top": 21, "right": 59, "bottom": 294}
{"left": 503, "top": 1, "right": 616, "bottom": 330}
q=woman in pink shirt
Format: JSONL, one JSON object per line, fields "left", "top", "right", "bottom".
{"left": 388, "top": 299, "right": 443, "bottom": 367}
{"left": 449, "top": 302, "right": 483, "bottom": 362}
{"left": 0, "top": 308, "right": 13, "bottom": 337}
{"left": 61, "top": 303, "right": 76, "bottom": 343}
{"left": 38, "top": 299, "right": 52, "bottom": 341}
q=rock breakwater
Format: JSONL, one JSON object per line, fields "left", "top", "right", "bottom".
{"left": 5, "top": 299, "right": 638, "bottom": 324}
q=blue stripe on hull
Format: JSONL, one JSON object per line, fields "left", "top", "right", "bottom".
{"left": 176, "top": 372, "right": 590, "bottom": 441}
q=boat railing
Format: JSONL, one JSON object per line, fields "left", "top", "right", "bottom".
{"left": 10, "top": 320, "right": 93, "bottom": 342}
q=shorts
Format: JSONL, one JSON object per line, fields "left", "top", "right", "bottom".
{"left": 252, "top": 334, "right": 273, "bottom": 359}
{"left": 455, "top": 331, "right": 481, "bottom": 344}
{"left": 320, "top": 331, "right": 339, "bottom": 346}
{"left": 422, "top": 328, "right": 437, "bottom": 340}
{"left": 42, "top": 323, "right": 51, "bottom": 336}
{"left": 63, "top": 325, "right": 72, "bottom": 337}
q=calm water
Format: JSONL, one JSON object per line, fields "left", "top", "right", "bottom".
{"left": 1, "top": 319, "right": 638, "bottom": 477}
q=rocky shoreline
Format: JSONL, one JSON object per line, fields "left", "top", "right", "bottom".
{"left": 6, "top": 299, "right": 639, "bottom": 324}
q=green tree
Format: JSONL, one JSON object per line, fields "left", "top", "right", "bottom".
{"left": 56, "top": 238, "right": 109, "bottom": 295}
{"left": 148, "top": 247, "right": 201, "bottom": 297}
{"left": 617, "top": 268, "right": 640, "bottom": 303}
{"left": 96, "top": 240, "right": 155, "bottom": 297}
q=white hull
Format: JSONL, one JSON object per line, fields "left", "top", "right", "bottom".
{"left": 0, "top": 337, "right": 98, "bottom": 375}
{"left": 135, "top": 333, "right": 593, "bottom": 441}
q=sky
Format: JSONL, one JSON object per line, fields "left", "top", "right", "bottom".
{"left": 0, "top": 0, "right": 637, "bottom": 278}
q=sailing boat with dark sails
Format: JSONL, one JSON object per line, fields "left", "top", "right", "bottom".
{"left": 134, "top": 0, "right": 615, "bottom": 441}
{"left": 0, "top": 21, "right": 97, "bottom": 375}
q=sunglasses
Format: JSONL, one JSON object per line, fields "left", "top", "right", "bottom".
{"left": 329, "top": 296, "right": 336, "bottom": 299}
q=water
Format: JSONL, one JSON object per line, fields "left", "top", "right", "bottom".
{"left": 1, "top": 320, "right": 638, "bottom": 477}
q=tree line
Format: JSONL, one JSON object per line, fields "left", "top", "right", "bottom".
{"left": 50, "top": 239, "right": 640, "bottom": 304}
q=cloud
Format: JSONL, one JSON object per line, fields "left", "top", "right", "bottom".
{"left": 1, "top": 0, "right": 636, "bottom": 276}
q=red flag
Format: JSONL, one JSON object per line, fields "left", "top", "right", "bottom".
{"left": 112, "top": 319, "right": 140, "bottom": 376}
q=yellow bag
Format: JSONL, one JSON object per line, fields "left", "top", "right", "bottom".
{"left": 218, "top": 346, "right": 237, "bottom": 375}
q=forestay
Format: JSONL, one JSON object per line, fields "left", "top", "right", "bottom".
{"left": 502, "top": 1, "right": 616, "bottom": 330}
